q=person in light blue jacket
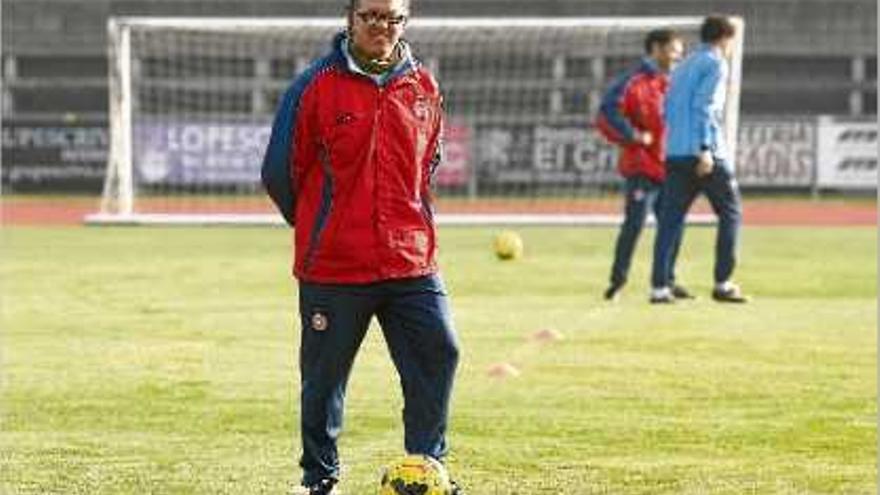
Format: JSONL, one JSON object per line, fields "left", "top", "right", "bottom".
{"left": 650, "top": 15, "right": 749, "bottom": 304}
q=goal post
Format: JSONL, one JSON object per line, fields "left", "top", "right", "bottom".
{"left": 88, "top": 16, "right": 744, "bottom": 226}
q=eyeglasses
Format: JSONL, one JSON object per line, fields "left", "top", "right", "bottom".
{"left": 355, "top": 11, "right": 408, "bottom": 28}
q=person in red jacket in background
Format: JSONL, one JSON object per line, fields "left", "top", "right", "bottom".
{"left": 596, "top": 28, "right": 692, "bottom": 302}
{"left": 261, "top": 0, "right": 462, "bottom": 493}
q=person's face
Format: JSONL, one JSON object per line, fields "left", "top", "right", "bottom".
{"left": 348, "top": 0, "right": 408, "bottom": 61}
{"left": 652, "top": 38, "right": 684, "bottom": 72}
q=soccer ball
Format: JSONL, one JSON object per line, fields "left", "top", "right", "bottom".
{"left": 493, "top": 230, "right": 524, "bottom": 260}
{"left": 379, "top": 455, "right": 453, "bottom": 495}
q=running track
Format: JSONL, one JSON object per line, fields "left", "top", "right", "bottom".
{"left": 2, "top": 197, "right": 875, "bottom": 226}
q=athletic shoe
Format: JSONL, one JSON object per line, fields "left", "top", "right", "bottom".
{"left": 604, "top": 283, "right": 623, "bottom": 301}
{"left": 712, "top": 283, "right": 750, "bottom": 303}
{"left": 671, "top": 284, "right": 696, "bottom": 300}
{"left": 649, "top": 287, "right": 675, "bottom": 304}
{"left": 450, "top": 479, "right": 465, "bottom": 495}
{"left": 305, "top": 479, "right": 337, "bottom": 495}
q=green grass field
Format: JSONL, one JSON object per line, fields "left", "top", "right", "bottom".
{"left": 1, "top": 225, "right": 876, "bottom": 494}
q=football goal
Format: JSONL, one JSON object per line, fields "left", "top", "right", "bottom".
{"left": 87, "top": 16, "right": 743, "bottom": 225}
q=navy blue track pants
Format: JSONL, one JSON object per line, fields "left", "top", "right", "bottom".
{"left": 651, "top": 158, "right": 742, "bottom": 288}
{"left": 297, "top": 274, "right": 459, "bottom": 485}
{"left": 610, "top": 175, "right": 682, "bottom": 288}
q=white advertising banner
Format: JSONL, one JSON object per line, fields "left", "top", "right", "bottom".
{"left": 816, "top": 117, "right": 878, "bottom": 190}
{"left": 735, "top": 119, "right": 815, "bottom": 187}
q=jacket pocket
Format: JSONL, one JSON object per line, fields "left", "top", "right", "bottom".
{"left": 325, "top": 111, "right": 370, "bottom": 167}
{"left": 388, "top": 227, "right": 430, "bottom": 267}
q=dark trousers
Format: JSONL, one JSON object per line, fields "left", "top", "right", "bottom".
{"left": 610, "top": 175, "right": 682, "bottom": 287}
{"left": 297, "top": 274, "right": 459, "bottom": 486}
{"left": 651, "top": 158, "right": 742, "bottom": 288}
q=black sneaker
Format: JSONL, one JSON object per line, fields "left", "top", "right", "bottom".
{"left": 604, "top": 283, "right": 623, "bottom": 301}
{"left": 671, "top": 284, "right": 696, "bottom": 300}
{"left": 712, "top": 283, "right": 749, "bottom": 303}
{"left": 306, "top": 479, "right": 337, "bottom": 495}
{"left": 450, "top": 479, "right": 465, "bottom": 495}
{"left": 649, "top": 288, "right": 676, "bottom": 304}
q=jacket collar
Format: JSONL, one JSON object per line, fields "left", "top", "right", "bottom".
{"left": 332, "top": 31, "right": 417, "bottom": 85}
{"left": 696, "top": 42, "right": 723, "bottom": 59}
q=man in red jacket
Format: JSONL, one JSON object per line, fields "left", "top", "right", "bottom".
{"left": 261, "top": 1, "right": 461, "bottom": 493}
{"left": 596, "top": 29, "right": 691, "bottom": 302}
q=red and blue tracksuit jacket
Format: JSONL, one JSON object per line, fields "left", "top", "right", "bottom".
{"left": 595, "top": 57, "right": 669, "bottom": 183}
{"left": 261, "top": 33, "right": 444, "bottom": 284}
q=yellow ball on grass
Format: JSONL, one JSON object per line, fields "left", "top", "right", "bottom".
{"left": 379, "top": 454, "right": 453, "bottom": 495}
{"left": 493, "top": 230, "right": 524, "bottom": 260}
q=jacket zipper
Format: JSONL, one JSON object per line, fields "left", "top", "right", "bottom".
{"left": 371, "top": 85, "right": 385, "bottom": 277}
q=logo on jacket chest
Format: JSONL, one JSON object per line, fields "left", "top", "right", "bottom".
{"left": 412, "top": 96, "right": 431, "bottom": 122}
{"left": 335, "top": 112, "right": 356, "bottom": 125}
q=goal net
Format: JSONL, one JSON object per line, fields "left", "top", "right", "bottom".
{"left": 88, "top": 17, "right": 743, "bottom": 226}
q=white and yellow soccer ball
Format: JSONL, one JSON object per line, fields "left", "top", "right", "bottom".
{"left": 493, "top": 230, "right": 524, "bottom": 260}
{"left": 379, "top": 454, "right": 453, "bottom": 495}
